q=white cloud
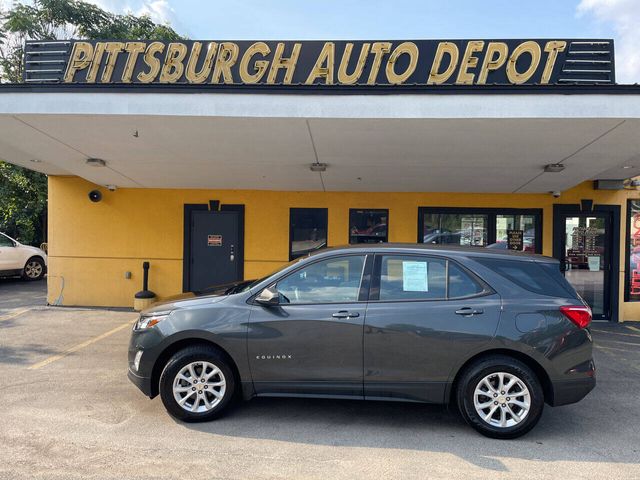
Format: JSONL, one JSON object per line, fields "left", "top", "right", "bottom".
{"left": 577, "top": 0, "right": 640, "bottom": 84}
{"left": 84, "top": 0, "right": 178, "bottom": 27}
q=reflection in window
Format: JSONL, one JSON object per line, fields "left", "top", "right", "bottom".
{"left": 448, "top": 262, "right": 484, "bottom": 298}
{"left": 628, "top": 200, "right": 640, "bottom": 301}
{"left": 277, "top": 256, "right": 365, "bottom": 304}
{"left": 495, "top": 215, "right": 536, "bottom": 252}
{"left": 0, "top": 234, "right": 14, "bottom": 247}
{"left": 379, "top": 255, "right": 447, "bottom": 301}
{"left": 423, "top": 214, "right": 487, "bottom": 247}
{"left": 349, "top": 209, "right": 388, "bottom": 244}
{"left": 290, "top": 208, "right": 328, "bottom": 260}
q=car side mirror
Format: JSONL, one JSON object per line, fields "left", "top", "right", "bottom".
{"left": 255, "top": 287, "right": 280, "bottom": 306}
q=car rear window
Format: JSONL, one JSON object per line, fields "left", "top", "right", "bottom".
{"left": 475, "top": 258, "right": 577, "bottom": 298}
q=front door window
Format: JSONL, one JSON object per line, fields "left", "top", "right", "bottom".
{"left": 563, "top": 215, "right": 609, "bottom": 318}
{"left": 277, "top": 255, "right": 366, "bottom": 304}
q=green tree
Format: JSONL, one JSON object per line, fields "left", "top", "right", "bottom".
{"left": 0, "top": 162, "right": 48, "bottom": 245}
{"left": 0, "top": 0, "right": 183, "bottom": 244}
{"left": 1, "top": 0, "right": 183, "bottom": 82}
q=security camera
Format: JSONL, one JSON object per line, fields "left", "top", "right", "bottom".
{"left": 106, "top": 185, "right": 117, "bottom": 192}
{"left": 88, "top": 190, "right": 102, "bottom": 202}
{"left": 550, "top": 191, "right": 561, "bottom": 198}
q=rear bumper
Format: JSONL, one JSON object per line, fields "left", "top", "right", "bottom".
{"left": 128, "top": 368, "right": 153, "bottom": 397}
{"left": 551, "top": 375, "right": 596, "bottom": 406}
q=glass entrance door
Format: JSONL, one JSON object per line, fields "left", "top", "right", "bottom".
{"left": 560, "top": 214, "right": 611, "bottom": 320}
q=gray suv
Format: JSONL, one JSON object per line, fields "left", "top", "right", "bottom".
{"left": 128, "top": 244, "right": 595, "bottom": 439}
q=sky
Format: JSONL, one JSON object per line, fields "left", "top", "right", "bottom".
{"left": 5, "top": 0, "right": 640, "bottom": 83}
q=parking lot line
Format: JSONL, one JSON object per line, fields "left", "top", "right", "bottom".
{"left": 591, "top": 329, "right": 640, "bottom": 338}
{"left": 0, "top": 307, "right": 32, "bottom": 322}
{"left": 27, "top": 320, "right": 135, "bottom": 370}
{"left": 626, "top": 325, "right": 640, "bottom": 334}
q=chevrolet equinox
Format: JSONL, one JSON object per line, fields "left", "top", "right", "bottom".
{"left": 128, "top": 244, "right": 595, "bottom": 439}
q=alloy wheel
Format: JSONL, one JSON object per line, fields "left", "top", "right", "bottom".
{"left": 25, "top": 261, "right": 43, "bottom": 279}
{"left": 473, "top": 372, "right": 531, "bottom": 428}
{"left": 172, "top": 361, "right": 226, "bottom": 413}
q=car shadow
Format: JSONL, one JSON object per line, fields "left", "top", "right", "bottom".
{"left": 0, "top": 344, "right": 58, "bottom": 365}
{"left": 177, "top": 338, "right": 640, "bottom": 471}
{"left": 178, "top": 391, "right": 637, "bottom": 472}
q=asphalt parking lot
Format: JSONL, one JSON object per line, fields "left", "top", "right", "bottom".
{"left": 0, "top": 282, "right": 639, "bottom": 479}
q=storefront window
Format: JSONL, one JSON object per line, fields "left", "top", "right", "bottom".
{"left": 419, "top": 208, "right": 542, "bottom": 253}
{"left": 496, "top": 214, "right": 537, "bottom": 252}
{"left": 290, "top": 208, "right": 328, "bottom": 260}
{"left": 349, "top": 209, "right": 388, "bottom": 244}
{"left": 422, "top": 213, "right": 488, "bottom": 247}
{"left": 626, "top": 200, "right": 640, "bottom": 301}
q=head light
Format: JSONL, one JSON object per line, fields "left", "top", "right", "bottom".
{"left": 134, "top": 311, "right": 172, "bottom": 330}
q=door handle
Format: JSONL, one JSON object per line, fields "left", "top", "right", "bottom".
{"left": 455, "top": 307, "right": 484, "bottom": 316}
{"left": 332, "top": 311, "right": 360, "bottom": 319}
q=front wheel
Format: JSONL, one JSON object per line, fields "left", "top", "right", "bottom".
{"left": 22, "top": 257, "right": 45, "bottom": 281}
{"left": 159, "top": 346, "right": 236, "bottom": 422}
{"left": 457, "top": 355, "right": 544, "bottom": 439}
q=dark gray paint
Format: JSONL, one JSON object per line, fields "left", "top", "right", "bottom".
{"left": 128, "top": 244, "right": 595, "bottom": 408}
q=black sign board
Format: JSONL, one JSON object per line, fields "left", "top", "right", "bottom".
{"left": 507, "top": 230, "right": 524, "bottom": 251}
{"left": 23, "top": 39, "right": 615, "bottom": 87}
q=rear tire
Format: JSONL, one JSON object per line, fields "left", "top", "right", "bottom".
{"left": 456, "top": 355, "right": 544, "bottom": 439}
{"left": 159, "top": 345, "right": 236, "bottom": 422}
{"left": 22, "top": 257, "right": 45, "bottom": 281}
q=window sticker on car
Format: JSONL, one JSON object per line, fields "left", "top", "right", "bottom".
{"left": 402, "top": 261, "right": 429, "bottom": 292}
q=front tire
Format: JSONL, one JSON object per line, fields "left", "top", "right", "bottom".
{"left": 22, "top": 257, "right": 45, "bottom": 281}
{"left": 456, "top": 355, "right": 544, "bottom": 439}
{"left": 159, "top": 346, "right": 236, "bottom": 422}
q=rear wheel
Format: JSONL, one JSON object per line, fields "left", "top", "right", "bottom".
{"left": 159, "top": 346, "right": 236, "bottom": 422}
{"left": 22, "top": 257, "right": 45, "bottom": 281}
{"left": 456, "top": 355, "right": 544, "bottom": 439}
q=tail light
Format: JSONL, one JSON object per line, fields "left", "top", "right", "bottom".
{"left": 560, "top": 305, "right": 592, "bottom": 329}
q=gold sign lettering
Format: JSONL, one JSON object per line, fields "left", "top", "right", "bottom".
{"left": 337, "top": 43, "right": 370, "bottom": 84}
{"left": 477, "top": 42, "right": 508, "bottom": 85}
{"left": 185, "top": 42, "right": 217, "bottom": 83}
{"left": 506, "top": 41, "right": 542, "bottom": 84}
{"left": 306, "top": 42, "right": 335, "bottom": 85}
{"left": 101, "top": 42, "right": 124, "bottom": 83}
{"left": 428, "top": 42, "right": 459, "bottom": 84}
{"left": 85, "top": 42, "right": 106, "bottom": 83}
{"left": 160, "top": 42, "right": 188, "bottom": 83}
{"left": 541, "top": 41, "right": 567, "bottom": 84}
{"left": 63, "top": 41, "right": 93, "bottom": 82}
{"left": 386, "top": 42, "right": 419, "bottom": 84}
{"left": 456, "top": 40, "right": 484, "bottom": 85}
{"left": 212, "top": 42, "right": 239, "bottom": 84}
{"left": 59, "top": 39, "right": 579, "bottom": 86}
{"left": 121, "top": 42, "right": 146, "bottom": 83}
{"left": 239, "top": 42, "right": 271, "bottom": 84}
{"left": 267, "top": 42, "right": 301, "bottom": 84}
{"left": 367, "top": 42, "right": 392, "bottom": 85}
{"left": 137, "top": 42, "right": 165, "bottom": 83}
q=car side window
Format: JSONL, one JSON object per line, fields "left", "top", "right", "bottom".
{"left": 378, "top": 255, "right": 447, "bottom": 301}
{"left": 0, "top": 234, "right": 14, "bottom": 247}
{"left": 277, "top": 255, "right": 366, "bottom": 304}
{"left": 448, "top": 261, "right": 485, "bottom": 298}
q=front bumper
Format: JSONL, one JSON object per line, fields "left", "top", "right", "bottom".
{"left": 128, "top": 367, "right": 153, "bottom": 397}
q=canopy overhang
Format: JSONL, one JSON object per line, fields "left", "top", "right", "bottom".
{"left": 1, "top": 90, "right": 640, "bottom": 193}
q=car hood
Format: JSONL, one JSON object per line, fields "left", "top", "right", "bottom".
{"left": 142, "top": 294, "right": 228, "bottom": 313}
{"left": 19, "top": 244, "right": 47, "bottom": 258}
{"left": 141, "top": 279, "right": 256, "bottom": 314}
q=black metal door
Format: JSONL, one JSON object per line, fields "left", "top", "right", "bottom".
{"left": 189, "top": 211, "right": 240, "bottom": 292}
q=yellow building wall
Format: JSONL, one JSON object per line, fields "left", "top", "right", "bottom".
{"left": 47, "top": 175, "right": 640, "bottom": 320}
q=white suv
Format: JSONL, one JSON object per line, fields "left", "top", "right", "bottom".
{"left": 0, "top": 232, "right": 47, "bottom": 280}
